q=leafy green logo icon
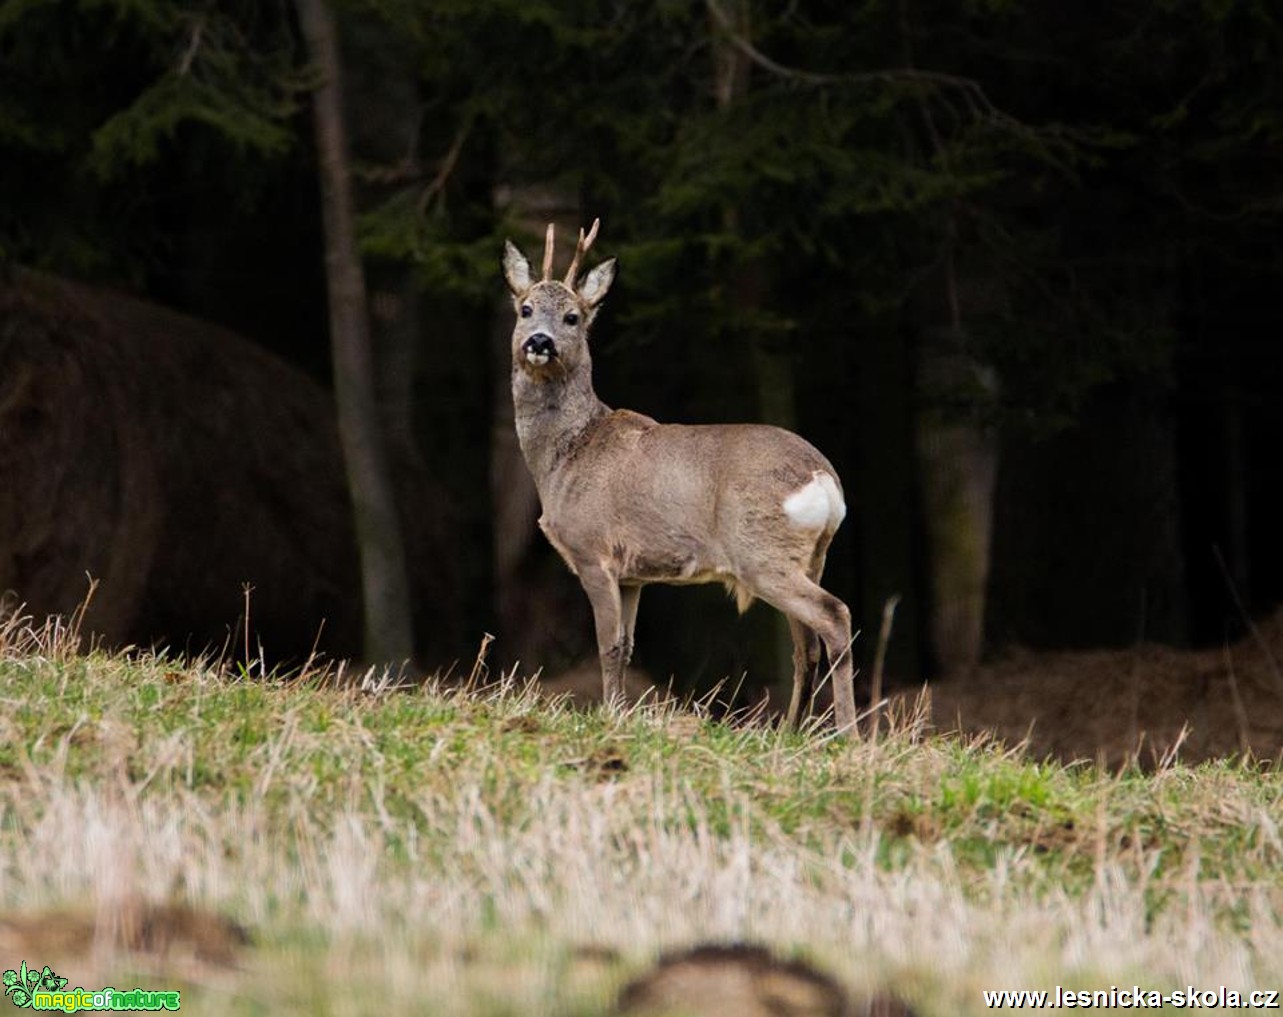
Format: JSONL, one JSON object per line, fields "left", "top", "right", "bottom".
{"left": 2, "top": 961, "right": 68, "bottom": 1008}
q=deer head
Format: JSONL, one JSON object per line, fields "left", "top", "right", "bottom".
{"left": 503, "top": 219, "right": 616, "bottom": 378}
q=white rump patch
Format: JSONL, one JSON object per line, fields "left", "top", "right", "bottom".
{"left": 782, "top": 472, "right": 846, "bottom": 530}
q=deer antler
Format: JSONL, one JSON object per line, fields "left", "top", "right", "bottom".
{"left": 563, "top": 218, "right": 600, "bottom": 286}
{"left": 541, "top": 223, "right": 555, "bottom": 282}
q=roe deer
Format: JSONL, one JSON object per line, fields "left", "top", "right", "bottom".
{"left": 502, "top": 220, "right": 856, "bottom": 732}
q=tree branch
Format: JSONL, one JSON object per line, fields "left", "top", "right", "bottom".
{"left": 704, "top": 0, "right": 1016, "bottom": 127}
{"left": 177, "top": 17, "right": 205, "bottom": 76}
{"left": 417, "top": 118, "right": 471, "bottom": 213}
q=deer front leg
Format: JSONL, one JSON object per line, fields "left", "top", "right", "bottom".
{"left": 620, "top": 584, "right": 642, "bottom": 670}
{"left": 577, "top": 565, "right": 627, "bottom": 707}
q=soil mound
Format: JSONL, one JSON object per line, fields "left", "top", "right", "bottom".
{"left": 917, "top": 610, "right": 1283, "bottom": 765}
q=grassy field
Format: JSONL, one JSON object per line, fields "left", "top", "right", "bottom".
{"left": 1, "top": 609, "right": 1281, "bottom": 1015}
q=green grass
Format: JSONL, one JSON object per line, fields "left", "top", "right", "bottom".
{"left": 1, "top": 610, "right": 1281, "bottom": 1014}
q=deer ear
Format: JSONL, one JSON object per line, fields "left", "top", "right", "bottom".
{"left": 578, "top": 257, "right": 616, "bottom": 307}
{"left": 503, "top": 240, "right": 532, "bottom": 295}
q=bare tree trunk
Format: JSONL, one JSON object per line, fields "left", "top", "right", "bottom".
{"left": 913, "top": 251, "right": 999, "bottom": 677}
{"left": 916, "top": 345, "right": 999, "bottom": 674}
{"left": 295, "top": 0, "right": 413, "bottom": 664}
{"left": 340, "top": 13, "right": 423, "bottom": 458}
{"left": 1219, "top": 381, "right": 1249, "bottom": 600}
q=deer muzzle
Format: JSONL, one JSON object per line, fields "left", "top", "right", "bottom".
{"left": 522, "top": 333, "right": 557, "bottom": 366}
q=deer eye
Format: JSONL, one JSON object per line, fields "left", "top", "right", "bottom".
{"left": 564, "top": 311, "right": 580, "bottom": 326}
{"left": 520, "top": 304, "right": 533, "bottom": 318}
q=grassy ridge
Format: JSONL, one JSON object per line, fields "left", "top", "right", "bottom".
{"left": 1, "top": 613, "right": 1281, "bottom": 1014}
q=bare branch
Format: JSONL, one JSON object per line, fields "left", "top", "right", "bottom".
{"left": 704, "top": 0, "right": 1015, "bottom": 126}
{"left": 416, "top": 120, "right": 471, "bottom": 213}
{"left": 177, "top": 17, "right": 205, "bottom": 76}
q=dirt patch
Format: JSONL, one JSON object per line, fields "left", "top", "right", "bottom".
{"left": 908, "top": 609, "right": 1283, "bottom": 766}
{"left": 0, "top": 899, "right": 249, "bottom": 975}
{"left": 615, "top": 942, "right": 915, "bottom": 1017}
{"left": 537, "top": 660, "right": 665, "bottom": 705}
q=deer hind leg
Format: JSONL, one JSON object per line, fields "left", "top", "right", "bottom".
{"left": 755, "top": 573, "right": 856, "bottom": 734}
{"left": 577, "top": 564, "right": 627, "bottom": 707}
{"left": 784, "top": 533, "right": 834, "bottom": 729}
{"left": 785, "top": 618, "right": 821, "bottom": 729}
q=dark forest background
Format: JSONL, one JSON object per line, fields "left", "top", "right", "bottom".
{"left": 1, "top": 0, "right": 1281, "bottom": 700}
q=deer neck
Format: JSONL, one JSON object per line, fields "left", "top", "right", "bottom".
{"left": 512, "top": 358, "right": 609, "bottom": 489}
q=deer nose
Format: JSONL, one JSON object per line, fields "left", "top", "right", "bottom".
{"left": 522, "top": 334, "right": 557, "bottom": 360}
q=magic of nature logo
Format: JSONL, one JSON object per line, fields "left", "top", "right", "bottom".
{"left": 3, "top": 962, "right": 180, "bottom": 1012}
